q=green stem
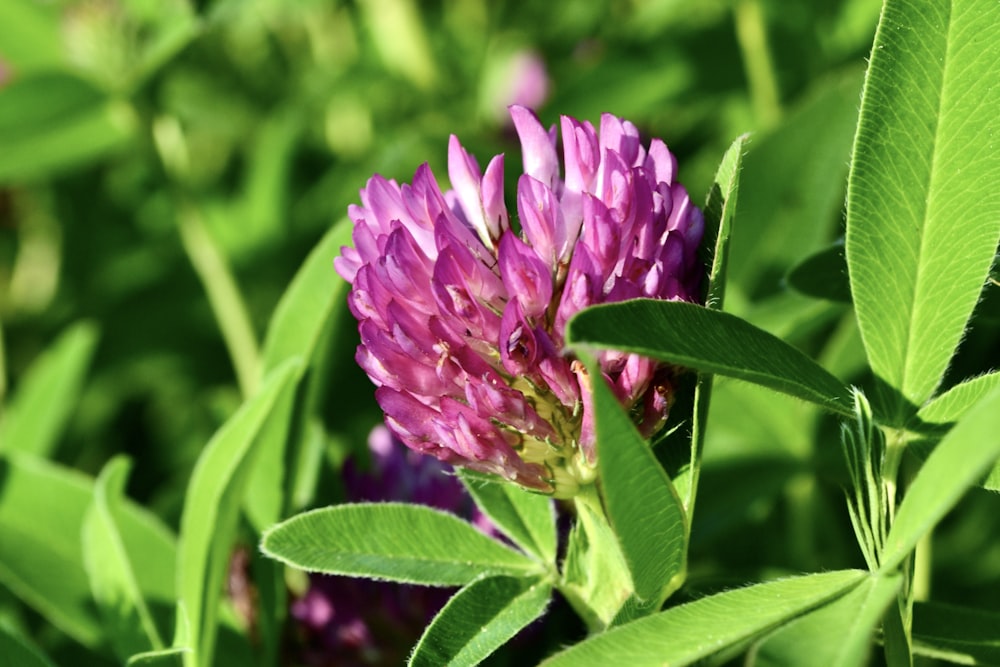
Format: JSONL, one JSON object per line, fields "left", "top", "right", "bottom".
{"left": 558, "top": 485, "right": 633, "bottom": 633}
{"left": 734, "top": 0, "right": 782, "bottom": 128}
{"left": 153, "top": 114, "right": 261, "bottom": 397}
{"left": 176, "top": 202, "right": 261, "bottom": 397}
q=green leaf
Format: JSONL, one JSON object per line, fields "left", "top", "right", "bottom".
{"left": 261, "top": 503, "right": 539, "bottom": 586}
{"left": 539, "top": 570, "right": 867, "bottom": 667}
{"left": 127, "top": 648, "right": 191, "bottom": 667}
{"left": 259, "top": 219, "right": 354, "bottom": 374}
{"left": 126, "top": 1, "right": 201, "bottom": 88}
{"left": 880, "top": 385, "right": 1000, "bottom": 573}
{"left": 915, "top": 371, "right": 1000, "bottom": 427}
{"left": 0, "top": 454, "right": 177, "bottom": 648}
{"left": 128, "top": 601, "right": 193, "bottom": 666}
{"left": 244, "top": 218, "right": 354, "bottom": 531}
{"left": 0, "top": 72, "right": 134, "bottom": 182}
{"left": 177, "top": 358, "right": 302, "bottom": 667}
{"left": 580, "top": 351, "right": 686, "bottom": 606}
{"left": 845, "top": 0, "right": 1000, "bottom": 420}
{"left": 567, "top": 300, "right": 853, "bottom": 417}
{"left": 913, "top": 373, "right": 1000, "bottom": 491}
{"left": 0, "top": 321, "right": 99, "bottom": 458}
{"left": 753, "top": 574, "right": 901, "bottom": 667}
{"left": 786, "top": 242, "right": 852, "bottom": 304}
{"left": 458, "top": 470, "right": 556, "bottom": 565}
{"left": 82, "top": 456, "right": 165, "bottom": 659}
{"left": 680, "top": 133, "right": 749, "bottom": 512}
{"left": 408, "top": 575, "right": 551, "bottom": 667}
{"left": 731, "top": 71, "right": 862, "bottom": 290}
{"left": 702, "top": 133, "right": 749, "bottom": 310}
{"left": 912, "top": 601, "right": 1000, "bottom": 666}
{"left": 0, "top": 623, "right": 57, "bottom": 667}
{"left": 0, "top": 1, "right": 63, "bottom": 72}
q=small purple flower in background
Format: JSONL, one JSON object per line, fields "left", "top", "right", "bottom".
{"left": 336, "top": 106, "right": 704, "bottom": 498}
{"left": 289, "top": 425, "right": 492, "bottom": 666}
{"left": 480, "top": 48, "right": 551, "bottom": 123}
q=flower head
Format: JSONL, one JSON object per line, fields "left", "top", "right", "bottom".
{"left": 336, "top": 106, "right": 704, "bottom": 497}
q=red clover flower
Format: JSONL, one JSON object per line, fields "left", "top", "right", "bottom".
{"left": 335, "top": 106, "right": 703, "bottom": 498}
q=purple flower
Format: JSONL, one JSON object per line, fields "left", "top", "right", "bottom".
{"left": 336, "top": 106, "right": 704, "bottom": 497}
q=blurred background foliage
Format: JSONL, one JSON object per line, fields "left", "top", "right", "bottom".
{"left": 1, "top": 0, "right": 998, "bottom": 664}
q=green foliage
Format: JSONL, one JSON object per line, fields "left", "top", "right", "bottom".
{"left": 0, "top": 453, "right": 176, "bottom": 648}
{"left": 0, "top": 321, "right": 98, "bottom": 457}
{"left": 540, "top": 570, "right": 867, "bottom": 666}
{"left": 0, "top": 72, "right": 134, "bottom": 182}
{"left": 846, "top": 0, "right": 1000, "bottom": 422}
{"left": 261, "top": 503, "right": 541, "bottom": 585}
{"left": 244, "top": 217, "right": 355, "bottom": 531}
{"left": 409, "top": 575, "right": 551, "bottom": 667}
{"left": 752, "top": 574, "right": 901, "bottom": 667}
{"left": 177, "top": 358, "right": 301, "bottom": 667}
{"left": 680, "top": 133, "right": 748, "bottom": 510}
{"left": 913, "top": 601, "right": 1000, "bottom": 665}
{"left": 83, "top": 456, "right": 168, "bottom": 658}
{"left": 0, "top": 623, "right": 57, "bottom": 667}
{"left": 459, "top": 470, "right": 557, "bottom": 565}
{"left": 880, "top": 385, "right": 1000, "bottom": 572}
{"left": 582, "top": 350, "right": 686, "bottom": 607}
{"left": 568, "top": 300, "right": 854, "bottom": 416}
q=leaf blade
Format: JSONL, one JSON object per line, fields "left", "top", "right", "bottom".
{"left": 567, "top": 300, "right": 853, "bottom": 417}
{"left": 0, "top": 321, "right": 98, "bottom": 458}
{"left": 408, "top": 575, "right": 550, "bottom": 667}
{"left": 753, "top": 574, "right": 901, "bottom": 667}
{"left": 458, "top": 469, "right": 556, "bottom": 565}
{"left": 261, "top": 503, "right": 539, "bottom": 586}
{"left": 83, "top": 456, "right": 166, "bottom": 659}
{"left": 880, "top": 385, "right": 1000, "bottom": 572}
{"left": 582, "top": 351, "right": 686, "bottom": 605}
{"left": 912, "top": 601, "right": 1000, "bottom": 666}
{"left": 244, "top": 218, "right": 355, "bottom": 531}
{"left": 540, "top": 570, "right": 867, "bottom": 667}
{"left": 845, "top": 0, "right": 1000, "bottom": 418}
{"left": 678, "top": 133, "right": 749, "bottom": 512}
{"left": 176, "top": 358, "right": 302, "bottom": 667}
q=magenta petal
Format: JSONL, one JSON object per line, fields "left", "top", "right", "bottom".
{"left": 510, "top": 105, "right": 559, "bottom": 188}
{"left": 645, "top": 138, "right": 678, "bottom": 185}
{"left": 561, "top": 115, "right": 600, "bottom": 194}
{"left": 516, "top": 174, "right": 576, "bottom": 268}
{"left": 481, "top": 154, "right": 509, "bottom": 242}
{"left": 447, "top": 135, "right": 492, "bottom": 245}
{"left": 499, "top": 299, "right": 541, "bottom": 376}
{"left": 599, "top": 113, "right": 642, "bottom": 167}
{"left": 498, "top": 228, "right": 553, "bottom": 319}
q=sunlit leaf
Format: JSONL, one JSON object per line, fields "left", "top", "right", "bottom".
{"left": 261, "top": 503, "right": 539, "bottom": 585}
{"left": 177, "top": 359, "right": 302, "bottom": 667}
{"left": 846, "top": 0, "right": 1000, "bottom": 421}
{"left": 540, "top": 570, "right": 866, "bottom": 666}
{"left": 568, "top": 300, "right": 853, "bottom": 417}
{"left": 753, "top": 574, "right": 900, "bottom": 667}
{"left": 0, "top": 321, "right": 98, "bottom": 458}
{"left": 880, "top": 385, "right": 1000, "bottom": 572}
{"left": 83, "top": 456, "right": 168, "bottom": 659}
{"left": 409, "top": 575, "right": 550, "bottom": 667}
{"left": 459, "top": 470, "right": 556, "bottom": 565}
